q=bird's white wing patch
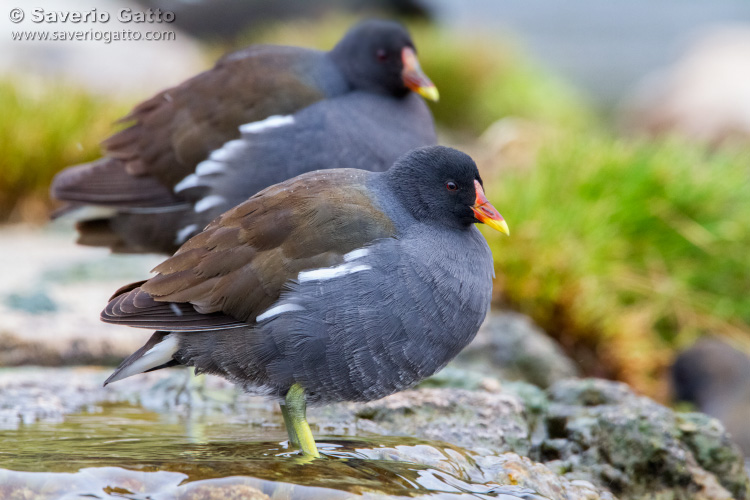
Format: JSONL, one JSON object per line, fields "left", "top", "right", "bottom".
{"left": 208, "top": 139, "right": 246, "bottom": 162}
{"left": 240, "top": 115, "right": 295, "bottom": 134}
{"left": 169, "top": 303, "right": 184, "bottom": 316}
{"left": 194, "top": 195, "right": 226, "bottom": 213}
{"left": 343, "top": 248, "right": 369, "bottom": 262}
{"left": 195, "top": 160, "right": 225, "bottom": 177}
{"left": 174, "top": 223, "right": 199, "bottom": 245}
{"left": 174, "top": 174, "right": 200, "bottom": 193}
{"left": 298, "top": 263, "right": 371, "bottom": 282}
{"left": 256, "top": 303, "right": 305, "bottom": 322}
{"left": 174, "top": 139, "right": 246, "bottom": 194}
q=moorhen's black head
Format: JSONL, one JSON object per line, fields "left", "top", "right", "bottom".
{"left": 386, "top": 146, "right": 509, "bottom": 234}
{"left": 331, "top": 19, "right": 438, "bottom": 101}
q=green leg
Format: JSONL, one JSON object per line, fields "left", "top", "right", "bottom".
{"left": 283, "top": 383, "right": 320, "bottom": 458}
{"left": 279, "top": 403, "right": 300, "bottom": 447}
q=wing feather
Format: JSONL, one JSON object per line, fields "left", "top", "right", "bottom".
{"left": 102, "top": 170, "right": 396, "bottom": 331}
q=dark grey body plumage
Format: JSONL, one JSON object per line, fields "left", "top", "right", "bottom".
{"left": 171, "top": 189, "right": 493, "bottom": 404}
{"left": 102, "top": 146, "right": 502, "bottom": 419}
{"left": 177, "top": 91, "right": 435, "bottom": 227}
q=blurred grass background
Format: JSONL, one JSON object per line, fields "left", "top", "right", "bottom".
{"left": 1, "top": 16, "right": 748, "bottom": 400}
{"left": 0, "top": 79, "right": 129, "bottom": 221}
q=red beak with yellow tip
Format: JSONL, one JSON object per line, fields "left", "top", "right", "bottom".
{"left": 401, "top": 47, "right": 439, "bottom": 102}
{"left": 472, "top": 180, "right": 509, "bottom": 235}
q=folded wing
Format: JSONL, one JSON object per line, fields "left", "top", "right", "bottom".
{"left": 101, "top": 170, "right": 396, "bottom": 331}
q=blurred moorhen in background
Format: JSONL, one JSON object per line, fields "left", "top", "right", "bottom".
{"left": 101, "top": 146, "right": 509, "bottom": 457}
{"left": 51, "top": 20, "right": 438, "bottom": 254}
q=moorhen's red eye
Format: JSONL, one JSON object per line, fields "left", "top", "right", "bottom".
{"left": 376, "top": 49, "right": 388, "bottom": 62}
{"left": 446, "top": 181, "right": 458, "bottom": 191}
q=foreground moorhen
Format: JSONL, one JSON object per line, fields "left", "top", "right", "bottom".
{"left": 51, "top": 20, "right": 438, "bottom": 254}
{"left": 101, "top": 146, "right": 509, "bottom": 457}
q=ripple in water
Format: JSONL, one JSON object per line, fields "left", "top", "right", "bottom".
{"left": 0, "top": 403, "right": 549, "bottom": 499}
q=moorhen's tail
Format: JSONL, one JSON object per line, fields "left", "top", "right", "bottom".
{"left": 51, "top": 158, "right": 190, "bottom": 254}
{"left": 103, "top": 331, "right": 180, "bottom": 386}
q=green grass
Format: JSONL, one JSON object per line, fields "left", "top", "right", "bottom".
{"left": 0, "top": 78, "right": 127, "bottom": 221}
{"left": 483, "top": 134, "right": 750, "bottom": 397}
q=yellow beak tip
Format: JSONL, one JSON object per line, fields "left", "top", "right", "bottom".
{"left": 487, "top": 219, "right": 510, "bottom": 236}
{"left": 417, "top": 86, "right": 440, "bottom": 102}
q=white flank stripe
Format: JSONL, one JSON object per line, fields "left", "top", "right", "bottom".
{"left": 195, "top": 160, "right": 226, "bottom": 176}
{"left": 298, "top": 263, "right": 371, "bottom": 282}
{"left": 174, "top": 224, "right": 199, "bottom": 245}
{"left": 240, "top": 115, "right": 295, "bottom": 134}
{"left": 174, "top": 174, "right": 201, "bottom": 193}
{"left": 63, "top": 205, "right": 117, "bottom": 221}
{"left": 194, "top": 195, "right": 226, "bottom": 213}
{"left": 343, "top": 248, "right": 369, "bottom": 262}
{"left": 256, "top": 303, "right": 305, "bottom": 322}
{"left": 209, "top": 139, "right": 246, "bottom": 161}
{"left": 108, "top": 334, "right": 179, "bottom": 383}
{"left": 169, "top": 303, "right": 184, "bottom": 317}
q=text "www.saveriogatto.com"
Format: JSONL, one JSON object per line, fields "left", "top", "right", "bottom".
{"left": 9, "top": 8, "right": 177, "bottom": 43}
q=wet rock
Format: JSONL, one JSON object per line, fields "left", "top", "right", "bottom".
{"left": 349, "top": 388, "right": 531, "bottom": 457}
{"left": 176, "top": 480, "right": 270, "bottom": 500}
{"left": 0, "top": 366, "right": 106, "bottom": 428}
{"left": 1, "top": 368, "right": 748, "bottom": 499}
{"left": 536, "top": 379, "right": 749, "bottom": 500}
{"left": 355, "top": 444, "right": 615, "bottom": 500}
{"left": 417, "top": 365, "right": 504, "bottom": 393}
{"left": 452, "top": 312, "right": 579, "bottom": 388}
{"left": 477, "top": 453, "right": 615, "bottom": 500}
{"left": 324, "top": 380, "right": 748, "bottom": 499}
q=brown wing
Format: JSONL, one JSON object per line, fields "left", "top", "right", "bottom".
{"left": 53, "top": 45, "right": 329, "bottom": 213}
{"left": 50, "top": 158, "right": 180, "bottom": 208}
{"left": 101, "top": 169, "right": 396, "bottom": 330}
{"left": 102, "top": 46, "right": 328, "bottom": 189}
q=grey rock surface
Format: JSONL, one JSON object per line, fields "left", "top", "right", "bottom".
{"left": 2, "top": 367, "right": 748, "bottom": 499}
{"left": 452, "top": 312, "right": 579, "bottom": 388}
{"left": 333, "top": 379, "right": 749, "bottom": 500}
{"left": 0, "top": 367, "right": 614, "bottom": 500}
{"left": 536, "top": 379, "right": 749, "bottom": 500}
{"left": 351, "top": 388, "right": 531, "bottom": 457}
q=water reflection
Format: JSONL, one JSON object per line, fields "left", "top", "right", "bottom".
{"left": 0, "top": 403, "right": 547, "bottom": 499}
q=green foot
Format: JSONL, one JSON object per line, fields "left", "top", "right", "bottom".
{"left": 283, "top": 384, "right": 320, "bottom": 458}
{"left": 279, "top": 403, "right": 300, "bottom": 447}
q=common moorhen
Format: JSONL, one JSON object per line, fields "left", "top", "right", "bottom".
{"left": 52, "top": 20, "right": 438, "bottom": 254}
{"left": 101, "top": 146, "right": 509, "bottom": 457}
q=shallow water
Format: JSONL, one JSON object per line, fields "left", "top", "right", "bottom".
{"left": 0, "top": 403, "right": 547, "bottom": 499}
